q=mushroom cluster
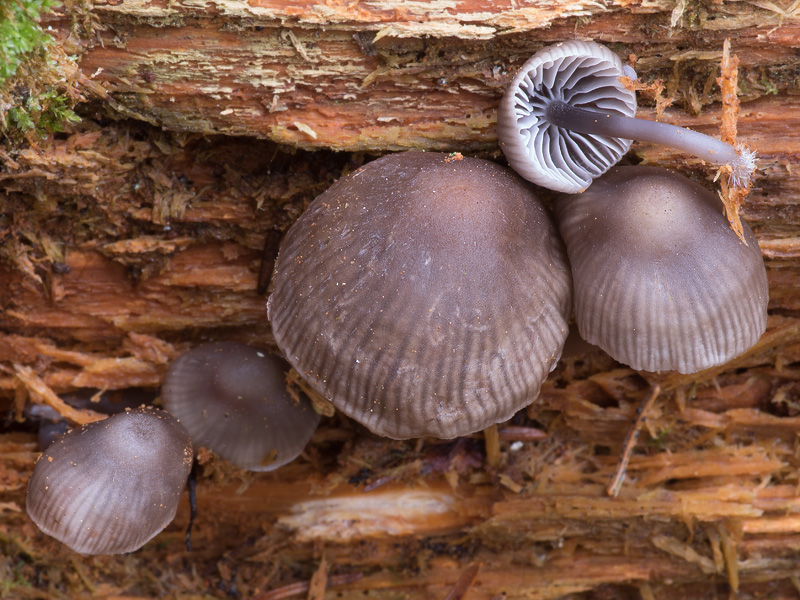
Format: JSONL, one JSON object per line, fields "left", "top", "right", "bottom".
{"left": 496, "top": 41, "right": 769, "bottom": 374}
{"left": 26, "top": 342, "right": 322, "bottom": 555}
{"left": 24, "top": 39, "right": 772, "bottom": 558}
{"left": 265, "top": 41, "right": 769, "bottom": 439}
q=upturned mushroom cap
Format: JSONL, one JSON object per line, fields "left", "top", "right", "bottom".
{"left": 161, "top": 341, "right": 320, "bottom": 471}
{"left": 498, "top": 40, "right": 636, "bottom": 193}
{"left": 269, "top": 151, "right": 572, "bottom": 439}
{"left": 26, "top": 407, "right": 193, "bottom": 555}
{"left": 498, "top": 40, "right": 757, "bottom": 197}
{"left": 554, "top": 166, "right": 769, "bottom": 373}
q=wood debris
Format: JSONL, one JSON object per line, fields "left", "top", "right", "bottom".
{"left": 12, "top": 365, "right": 105, "bottom": 425}
{"left": 607, "top": 384, "right": 660, "bottom": 497}
{"left": 716, "top": 38, "right": 751, "bottom": 243}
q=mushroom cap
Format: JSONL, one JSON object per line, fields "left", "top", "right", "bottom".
{"left": 269, "top": 151, "right": 572, "bottom": 439}
{"left": 554, "top": 166, "right": 769, "bottom": 373}
{"left": 497, "top": 40, "right": 636, "bottom": 193}
{"left": 26, "top": 407, "right": 193, "bottom": 555}
{"left": 161, "top": 341, "right": 320, "bottom": 471}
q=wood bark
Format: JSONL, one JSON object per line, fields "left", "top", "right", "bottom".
{"left": 2, "top": 1, "right": 800, "bottom": 599}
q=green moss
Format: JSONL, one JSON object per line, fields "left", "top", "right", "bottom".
{"left": 0, "top": 0, "right": 83, "bottom": 144}
{"left": 7, "top": 88, "right": 81, "bottom": 136}
{"left": 0, "top": 0, "right": 55, "bottom": 82}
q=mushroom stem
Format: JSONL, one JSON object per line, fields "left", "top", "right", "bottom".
{"left": 546, "top": 100, "right": 755, "bottom": 188}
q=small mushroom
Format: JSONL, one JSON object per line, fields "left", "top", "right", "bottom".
{"left": 269, "top": 151, "right": 572, "bottom": 439}
{"left": 26, "top": 407, "right": 193, "bottom": 555}
{"left": 498, "top": 40, "right": 755, "bottom": 193}
{"left": 161, "top": 341, "right": 320, "bottom": 471}
{"left": 554, "top": 166, "right": 768, "bottom": 373}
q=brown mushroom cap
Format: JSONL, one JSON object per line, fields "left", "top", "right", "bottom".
{"left": 554, "top": 166, "right": 769, "bottom": 373}
{"left": 161, "top": 341, "right": 320, "bottom": 471}
{"left": 26, "top": 407, "right": 193, "bottom": 555}
{"left": 269, "top": 151, "right": 572, "bottom": 439}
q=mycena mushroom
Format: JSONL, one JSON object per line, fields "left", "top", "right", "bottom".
{"left": 161, "top": 341, "right": 320, "bottom": 471}
{"left": 554, "top": 166, "right": 768, "bottom": 374}
{"left": 498, "top": 40, "right": 756, "bottom": 194}
{"left": 268, "top": 151, "right": 572, "bottom": 439}
{"left": 26, "top": 407, "right": 193, "bottom": 555}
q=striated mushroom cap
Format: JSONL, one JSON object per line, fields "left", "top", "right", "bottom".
{"left": 269, "top": 151, "right": 572, "bottom": 439}
{"left": 554, "top": 166, "right": 769, "bottom": 373}
{"left": 26, "top": 407, "right": 193, "bottom": 555}
{"left": 498, "top": 40, "right": 636, "bottom": 193}
{"left": 161, "top": 341, "right": 320, "bottom": 471}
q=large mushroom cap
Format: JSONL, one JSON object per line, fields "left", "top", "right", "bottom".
{"left": 554, "top": 166, "right": 769, "bottom": 374}
{"left": 26, "top": 407, "right": 193, "bottom": 555}
{"left": 162, "top": 341, "right": 320, "bottom": 471}
{"left": 497, "top": 40, "right": 636, "bottom": 193}
{"left": 269, "top": 151, "right": 572, "bottom": 439}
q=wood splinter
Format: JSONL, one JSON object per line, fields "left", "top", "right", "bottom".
{"left": 716, "top": 37, "right": 753, "bottom": 244}
{"left": 607, "top": 384, "right": 661, "bottom": 497}
{"left": 444, "top": 563, "right": 482, "bottom": 600}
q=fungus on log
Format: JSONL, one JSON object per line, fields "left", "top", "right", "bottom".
{"left": 3, "top": 0, "right": 800, "bottom": 598}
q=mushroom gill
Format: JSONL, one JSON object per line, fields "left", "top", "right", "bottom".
{"left": 498, "top": 40, "right": 755, "bottom": 193}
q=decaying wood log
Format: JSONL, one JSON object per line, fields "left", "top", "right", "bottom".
{"left": 50, "top": 0, "right": 800, "bottom": 152}
{"left": 3, "top": 0, "right": 800, "bottom": 598}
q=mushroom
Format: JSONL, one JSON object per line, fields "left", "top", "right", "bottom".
{"left": 268, "top": 151, "right": 572, "bottom": 439}
{"left": 161, "top": 341, "right": 320, "bottom": 471}
{"left": 26, "top": 407, "right": 193, "bottom": 555}
{"left": 554, "top": 166, "right": 768, "bottom": 373}
{"left": 497, "top": 40, "right": 756, "bottom": 193}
